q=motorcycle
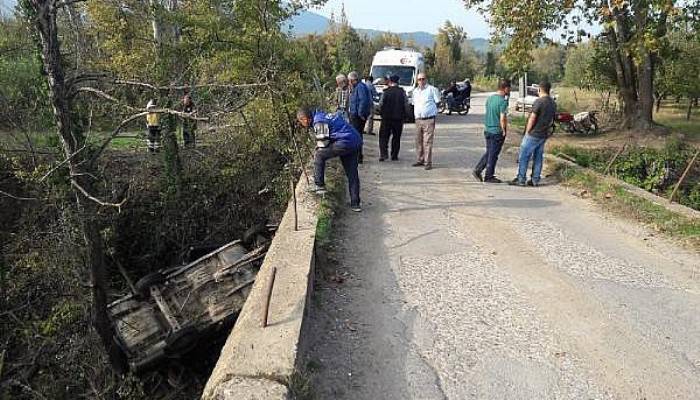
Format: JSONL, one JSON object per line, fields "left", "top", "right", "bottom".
{"left": 439, "top": 92, "right": 471, "bottom": 115}
{"left": 552, "top": 111, "right": 599, "bottom": 135}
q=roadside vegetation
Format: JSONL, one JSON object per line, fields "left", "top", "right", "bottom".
{"left": 1, "top": 1, "right": 323, "bottom": 398}
{"left": 552, "top": 141, "right": 699, "bottom": 211}
{"left": 553, "top": 164, "right": 699, "bottom": 249}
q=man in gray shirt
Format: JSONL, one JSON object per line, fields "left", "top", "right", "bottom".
{"left": 510, "top": 81, "right": 556, "bottom": 186}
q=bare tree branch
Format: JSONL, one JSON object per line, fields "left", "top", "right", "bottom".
{"left": 113, "top": 80, "right": 159, "bottom": 91}
{"left": 39, "top": 145, "right": 86, "bottom": 183}
{"left": 113, "top": 79, "right": 265, "bottom": 92}
{"left": 74, "top": 87, "right": 136, "bottom": 111}
{"left": 88, "top": 108, "right": 207, "bottom": 166}
{"left": 0, "top": 190, "right": 39, "bottom": 201}
{"left": 89, "top": 112, "right": 148, "bottom": 166}
{"left": 70, "top": 180, "right": 127, "bottom": 210}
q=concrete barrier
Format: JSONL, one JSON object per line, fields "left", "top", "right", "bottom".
{"left": 547, "top": 154, "right": 700, "bottom": 219}
{"left": 202, "top": 175, "right": 319, "bottom": 400}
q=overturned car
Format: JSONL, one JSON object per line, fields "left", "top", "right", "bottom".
{"left": 108, "top": 226, "right": 274, "bottom": 372}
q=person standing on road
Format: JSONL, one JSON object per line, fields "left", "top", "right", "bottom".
{"left": 297, "top": 107, "right": 363, "bottom": 212}
{"left": 333, "top": 74, "right": 351, "bottom": 121}
{"left": 348, "top": 71, "right": 372, "bottom": 164}
{"left": 412, "top": 72, "right": 441, "bottom": 170}
{"left": 378, "top": 74, "right": 407, "bottom": 161}
{"left": 509, "top": 81, "right": 556, "bottom": 187}
{"left": 473, "top": 79, "right": 511, "bottom": 183}
{"left": 363, "top": 75, "right": 378, "bottom": 135}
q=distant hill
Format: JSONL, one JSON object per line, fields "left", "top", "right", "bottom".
{"left": 286, "top": 9, "right": 491, "bottom": 53}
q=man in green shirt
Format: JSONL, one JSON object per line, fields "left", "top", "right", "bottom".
{"left": 473, "top": 79, "right": 511, "bottom": 183}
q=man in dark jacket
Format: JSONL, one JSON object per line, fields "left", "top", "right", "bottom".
{"left": 348, "top": 71, "right": 371, "bottom": 163}
{"left": 378, "top": 74, "right": 407, "bottom": 161}
{"left": 297, "top": 107, "right": 363, "bottom": 212}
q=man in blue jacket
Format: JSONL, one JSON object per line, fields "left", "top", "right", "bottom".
{"left": 348, "top": 71, "right": 371, "bottom": 164}
{"left": 297, "top": 107, "right": 363, "bottom": 212}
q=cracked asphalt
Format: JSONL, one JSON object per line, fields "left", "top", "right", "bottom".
{"left": 303, "top": 92, "right": 700, "bottom": 400}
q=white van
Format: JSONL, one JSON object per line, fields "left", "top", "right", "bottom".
{"left": 370, "top": 47, "right": 425, "bottom": 122}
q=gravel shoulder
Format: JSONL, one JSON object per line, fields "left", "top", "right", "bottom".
{"left": 303, "top": 93, "right": 700, "bottom": 400}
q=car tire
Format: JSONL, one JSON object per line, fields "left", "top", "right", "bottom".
{"left": 165, "top": 325, "right": 199, "bottom": 355}
{"left": 242, "top": 223, "right": 269, "bottom": 248}
{"left": 135, "top": 272, "right": 165, "bottom": 298}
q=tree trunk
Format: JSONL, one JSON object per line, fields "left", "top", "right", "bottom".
{"left": 655, "top": 93, "right": 663, "bottom": 113}
{"left": 150, "top": 0, "right": 162, "bottom": 44}
{"left": 26, "top": 0, "right": 127, "bottom": 373}
{"left": 607, "top": 25, "right": 639, "bottom": 129}
{"left": 689, "top": 98, "right": 694, "bottom": 120}
{"left": 634, "top": 5, "right": 655, "bottom": 129}
{"left": 636, "top": 48, "right": 655, "bottom": 129}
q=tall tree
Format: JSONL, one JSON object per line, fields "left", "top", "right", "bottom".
{"left": 21, "top": 0, "right": 128, "bottom": 372}
{"left": 463, "top": 0, "right": 690, "bottom": 130}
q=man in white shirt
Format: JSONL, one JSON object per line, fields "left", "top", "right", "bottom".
{"left": 412, "top": 73, "right": 441, "bottom": 170}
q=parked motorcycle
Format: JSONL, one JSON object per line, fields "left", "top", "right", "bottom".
{"left": 552, "top": 111, "right": 599, "bottom": 135}
{"left": 439, "top": 93, "right": 471, "bottom": 115}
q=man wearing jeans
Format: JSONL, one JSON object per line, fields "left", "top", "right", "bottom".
{"left": 510, "top": 81, "right": 556, "bottom": 187}
{"left": 412, "top": 72, "right": 441, "bottom": 170}
{"left": 473, "top": 79, "right": 511, "bottom": 183}
{"left": 297, "top": 108, "right": 363, "bottom": 212}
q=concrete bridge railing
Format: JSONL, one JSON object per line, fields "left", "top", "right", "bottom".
{"left": 202, "top": 174, "right": 319, "bottom": 399}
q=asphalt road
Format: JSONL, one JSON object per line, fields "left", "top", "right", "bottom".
{"left": 304, "top": 92, "right": 700, "bottom": 400}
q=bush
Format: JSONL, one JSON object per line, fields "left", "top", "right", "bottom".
{"left": 551, "top": 141, "right": 700, "bottom": 210}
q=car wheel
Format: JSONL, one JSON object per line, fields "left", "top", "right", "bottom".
{"left": 165, "top": 325, "right": 199, "bottom": 355}
{"left": 135, "top": 272, "right": 165, "bottom": 298}
{"left": 242, "top": 223, "right": 269, "bottom": 248}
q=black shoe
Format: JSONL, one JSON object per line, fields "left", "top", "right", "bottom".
{"left": 424, "top": 164, "right": 432, "bottom": 170}
{"left": 484, "top": 177, "right": 502, "bottom": 184}
{"left": 527, "top": 180, "right": 540, "bottom": 187}
{"left": 412, "top": 162, "right": 424, "bottom": 167}
{"left": 358, "top": 156, "right": 364, "bottom": 164}
{"left": 509, "top": 178, "right": 526, "bottom": 186}
{"left": 472, "top": 170, "right": 483, "bottom": 182}
{"left": 379, "top": 157, "right": 386, "bottom": 162}
{"left": 391, "top": 157, "right": 398, "bottom": 161}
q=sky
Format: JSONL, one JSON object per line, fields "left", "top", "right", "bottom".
{"left": 311, "top": 0, "right": 492, "bottom": 38}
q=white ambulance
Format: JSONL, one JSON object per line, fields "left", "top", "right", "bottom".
{"left": 370, "top": 47, "right": 426, "bottom": 122}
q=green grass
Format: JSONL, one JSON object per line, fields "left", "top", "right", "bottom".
{"left": 314, "top": 165, "right": 343, "bottom": 246}
{"left": 509, "top": 114, "right": 528, "bottom": 130}
{"left": 286, "top": 369, "right": 315, "bottom": 400}
{"left": 107, "top": 136, "right": 142, "bottom": 150}
{"left": 557, "top": 165, "right": 700, "bottom": 249}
